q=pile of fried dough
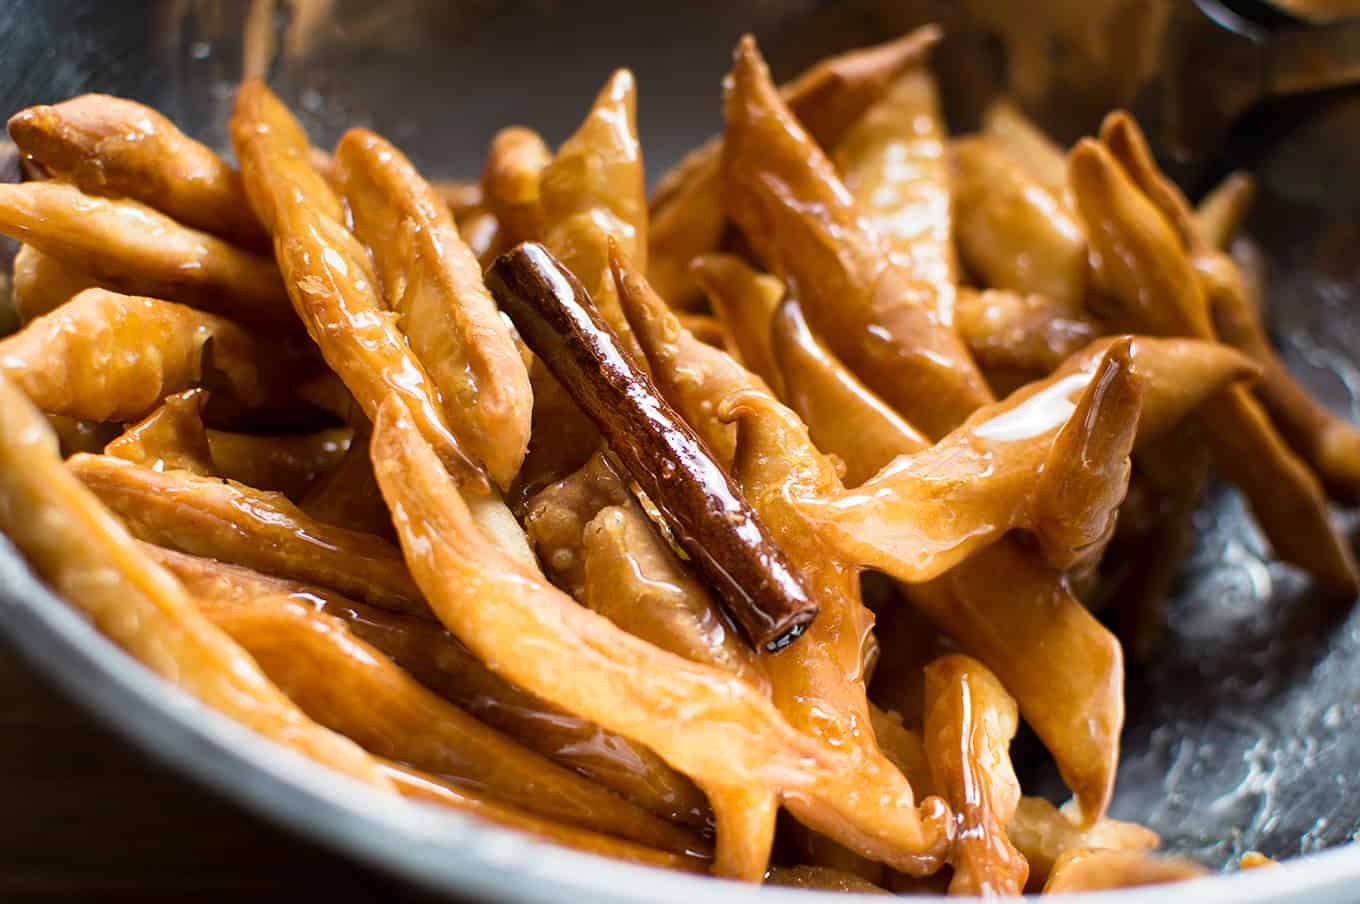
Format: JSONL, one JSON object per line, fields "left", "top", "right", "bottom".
{"left": 3, "top": 24, "right": 1343, "bottom": 895}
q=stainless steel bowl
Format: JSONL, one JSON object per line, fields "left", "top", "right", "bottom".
{"left": 4, "top": 0, "right": 1360, "bottom": 899}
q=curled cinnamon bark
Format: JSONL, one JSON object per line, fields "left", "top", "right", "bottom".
{"left": 371, "top": 395, "right": 953, "bottom": 880}
{"left": 614, "top": 252, "right": 956, "bottom": 875}
{"left": 487, "top": 241, "right": 817, "bottom": 653}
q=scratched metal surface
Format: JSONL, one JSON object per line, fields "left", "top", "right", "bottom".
{"left": 3, "top": 0, "right": 1360, "bottom": 897}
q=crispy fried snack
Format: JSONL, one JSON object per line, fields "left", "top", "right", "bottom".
{"left": 10, "top": 243, "right": 105, "bottom": 322}
{"left": 197, "top": 593, "right": 703, "bottom": 854}
{"left": 614, "top": 253, "right": 955, "bottom": 877}
{"left": 647, "top": 26, "right": 941, "bottom": 310}
{"left": 540, "top": 70, "right": 648, "bottom": 362}
{"left": 205, "top": 427, "right": 351, "bottom": 500}
{"left": 0, "top": 373, "right": 390, "bottom": 788}
{"left": 0, "top": 288, "right": 295, "bottom": 422}
{"left": 8, "top": 94, "right": 269, "bottom": 249}
{"left": 1106, "top": 117, "right": 1360, "bottom": 506}
{"left": 335, "top": 128, "right": 532, "bottom": 489}
{"left": 432, "top": 179, "right": 483, "bottom": 217}
{"left": 833, "top": 65, "right": 956, "bottom": 318}
{"left": 526, "top": 452, "right": 766, "bottom": 688}
{"left": 1043, "top": 848, "right": 1207, "bottom": 892}
{"left": 691, "top": 254, "right": 784, "bottom": 394}
{"left": 922, "top": 655, "right": 1028, "bottom": 897}
{"left": 67, "top": 454, "right": 426, "bottom": 616}
{"left": 231, "top": 80, "right": 476, "bottom": 480}
{"left": 0, "top": 182, "right": 291, "bottom": 329}
{"left": 807, "top": 339, "right": 1140, "bottom": 580}
{"left": 1069, "top": 129, "right": 1360, "bottom": 591}
{"left": 953, "top": 136, "right": 1088, "bottom": 309}
{"left": 104, "top": 389, "right": 215, "bottom": 474}
{"left": 981, "top": 97, "right": 1068, "bottom": 199}
{"left": 149, "top": 544, "right": 709, "bottom": 828}
{"left": 722, "top": 36, "right": 991, "bottom": 440}
{"left": 909, "top": 542, "right": 1123, "bottom": 824}
{"left": 768, "top": 298, "right": 927, "bottom": 486}
{"left": 955, "top": 287, "right": 1104, "bottom": 377}
{"left": 1195, "top": 171, "right": 1255, "bottom": 250}
{"left": 1007, "top": 796, "right": 1159, "bottom": 890}
{"left": 382, "top": 760, "right": 706, "bottom": 871}
{"left": 481, "top": 126, "right": 550, "bottom": 246}
{"left": 372, "top": 395, "right": 953, "bottom": 880}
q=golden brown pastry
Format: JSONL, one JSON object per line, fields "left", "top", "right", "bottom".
{"left": 8, "top": 94, "right": 269, "bottom": 249}
{"left": 0, "top": 372, "right": 390, "bottom": 788}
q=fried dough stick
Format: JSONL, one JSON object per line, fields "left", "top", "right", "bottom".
{"left": 1103, "top": 115, "right": 1360, "bottom": 507}
{"left": 1044, "top": 848, "right": 1208, "bottom": 892}
{"left": 1007, "top": 797, "right": 1159, "bottom": 891}
{"left": 196, "top": 593, "right": 704, "bottom": 854}
{"left": 769, "top": 299, "right": 927, "bottom": 487}
{"left": 10, "top": 244, "right": 105, "bottom": 322}
{"left": 981, "top": 97, "right": 1068, "bottom": 199}
{"left": 0, "top": 373, "right": 390, "bottom": 788}
{"left": 1195, "top": 171, "right": 1254, "bottom": 250}
{"left": 148, "top": 545, "right": 710, "bottom": 828}
{"left": 954, "top": 287, "right": 1103, "bottom": 378}
{"left": 481, "top": 126, "right": 550, "bottom": 246}
{"left": 66, "top": 454, "right": 426, "bottom": 616}
{"left": 525, "top": 452, "right": 766, "bottom": 689}
{"left": 383, "top": 761, "right": 705, "bottom": 871}
{"left": 691, "top": 254, "right": 785, "bottom": 396}
{"left": 613, "top": 254, "right": 953, "bottom": 877}
{"left": 722, "top": 37, "right": 991, "bottom": 440}
{"left": 8, "top": 94, "right": 269, "bottom": 249}
{"left": 833, "top": 64, "right": 957, "bottom": 320}
{"left": 335, "top": 129, "right": 532, "bottom": 489}
{"left": 372, "top": 396, "right": 953, "bottom": 881}
{"left": 231, "top": 81, "right": 476, "bottom": 480}
{"left": 953, "top": 136, "right": 1089, "bottom": 310}
{"left": 0, "top": 288, "right": 301, "bottom": 422}
{"left": 647, "top": 26, "right": 941, "bottom": 310}
{"left": 0, "top": 182, "right": 292, "bottom": 330}
{"left": 540, "top": 70, "right": 648, "bottom": 364}
{"left": 922, "top": 655, "right": 1028, "bottom": 897}
{"left": 1070, "top": 127, "right": 1360, "bottom": 590}
{"left": 762, "top": 309, "right": 1124, "bottom": 821}
{"left": 808, "top": 338, "right": 1142, "bottom": 579}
